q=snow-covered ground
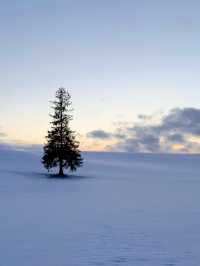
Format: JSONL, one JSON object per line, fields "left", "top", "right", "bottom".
{"left": 0, "top": 149, "right": 200, "bottom": 265}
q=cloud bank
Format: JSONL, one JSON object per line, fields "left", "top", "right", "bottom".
{"left": 0, "top": 127, "right": 6, "bottom": 138}
{"left": 87, "top": 130, "right": 112, "bottom": 140}
{"left": 87, "top": 108, "right": 200, "bottom": 153}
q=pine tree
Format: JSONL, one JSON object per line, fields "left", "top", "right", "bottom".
{"left": 42, "top": 88, "right": 83, "bottom": 176}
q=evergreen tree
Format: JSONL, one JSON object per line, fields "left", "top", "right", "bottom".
{"left": 42, "top": 88, "right": 83, "bottom": 176}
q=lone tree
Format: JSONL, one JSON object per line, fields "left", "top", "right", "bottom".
{"left": 42, "top": 88, "right": 83, "bottom": 176}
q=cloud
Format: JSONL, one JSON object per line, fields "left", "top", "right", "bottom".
{"left": 166, "top": 133, "right": 185, "bottom": 143}
{"left": 87, "top": 130, "right": 112, "bottom": 140}
{"left": 159, "top": 108, "right": 200, "bottom": 135}
{"left": 87, "top": 108, "right": 200, "bottom": 153}
{"left": 0, "top": 127, "right": 6, "bottom": 138}
{"left": 0, "top": 127, "right": 6, "bottom": 148}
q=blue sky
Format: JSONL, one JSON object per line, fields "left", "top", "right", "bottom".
{"left": 1, "top": 0, "right": 200, "bottom": 151}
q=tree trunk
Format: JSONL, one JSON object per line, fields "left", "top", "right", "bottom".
{"left": 59, "top": 96, "right": 64, "bottom": 177}
{"left": 59, "top": 160, "right": 64, "bottom": 176}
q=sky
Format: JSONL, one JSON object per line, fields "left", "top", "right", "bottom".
{"left": 1, "top": 0, "right": 200, "bottom": 152}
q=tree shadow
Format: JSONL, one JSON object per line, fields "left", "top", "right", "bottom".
{"left": 2, "top": 169, "right": 92, "bottom": 181}
{"left": 46, "top": 173, "right": 92, "bottom": 181}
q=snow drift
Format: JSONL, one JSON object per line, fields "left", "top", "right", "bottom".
{"left": 0, "top": 148, "right": 200, "bottom": 265}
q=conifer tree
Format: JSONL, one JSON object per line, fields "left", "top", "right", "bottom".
{"left": 42, "top": 88, "right": 83, "bottom": 176}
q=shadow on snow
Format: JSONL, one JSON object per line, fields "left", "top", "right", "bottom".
{"left": 2, "top": 169, "right": 92, "bottom": 181}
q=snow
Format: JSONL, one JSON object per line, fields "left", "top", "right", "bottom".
{"left": 0, "top": 149, "right": 200, "bottom": 265}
